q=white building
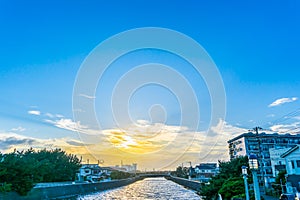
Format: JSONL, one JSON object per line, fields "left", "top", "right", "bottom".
{"left": 228, "top": 132, "right": 300, "bottom": 187}
{"left": 78, "top": 164, "right": 112, "bottom": 182}
{"left": 280, "top": 145, "right": 300, "bottom": 194}
{"left": 194, "top": 163, "right": 218, "bottom": 182}
{"left": 111, "top": 163, "right": 137, "bottom": 172}
{"left": 269, "top": 145, "right": 300, "bottom": 193}
{"left": 281, "top": 145, "right": 300, "bottom": 175}
{"left": 269, "top": 147, "right": 288, "bottom": 177}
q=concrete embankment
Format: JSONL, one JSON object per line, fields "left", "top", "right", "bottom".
{"left": 0, "top": 177, "right": 143, "bottom": 200}
{"left": 167, "top": 176, "right": 201, "bottom": 192}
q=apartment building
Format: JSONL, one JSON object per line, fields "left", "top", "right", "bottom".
{"left": 228, "top": 132, "right": 300, "bottom": 186}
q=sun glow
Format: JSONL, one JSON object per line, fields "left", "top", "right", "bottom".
{"left": 102, "top": 121, "right": 182, "bottom": 154}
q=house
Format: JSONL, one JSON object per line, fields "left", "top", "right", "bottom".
{"left": 281, "top": 145, "right": 300, "bottom": 175}
{"left": 78, "top": 164, "right": 112, "bottom": 182}
{"left": 269, "top": 147, "right": 288, "bottom": 177}
{"left": 280, "top": 145, "right": 300, "bottom": 193}
{"left": 194, "top": 163, "right": 218, "bottom": 182}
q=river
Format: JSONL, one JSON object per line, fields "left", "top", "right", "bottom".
{"left": 77, "top": 177, "right": 201, "bottom": 200}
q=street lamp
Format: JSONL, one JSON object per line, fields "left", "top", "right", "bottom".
{"left": 242, "top": 166, "right": 250, "bottom": 200}
{"left": 249, "top": 154, "right": 261, "bottom": 200}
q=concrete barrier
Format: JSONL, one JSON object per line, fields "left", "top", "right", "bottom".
{"left": 0, "top": 177, "right": 142, "bottom": 200}
{"left": 167, "top": 176, "right": 201, "bottom": 192}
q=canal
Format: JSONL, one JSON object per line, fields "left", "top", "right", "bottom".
{"left": 77, "top": 177, "right": 201, "bottom": 200}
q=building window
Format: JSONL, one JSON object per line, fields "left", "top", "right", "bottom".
{"left": 291, "top": 161, "right": 295, "bottom": 169}
{"left": 296, "top": 160, "right": 300, "bottom": 168}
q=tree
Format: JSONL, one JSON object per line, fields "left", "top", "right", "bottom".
{"left": 272, "top": 170, "right": 287, "bottom": 195}
{"left": 110, "top": 170, "right": 133, "bottom": 179}
{"left": 200, "top": 156, "right": 250, "bottom": 200}
{"left": 0, "top": 148, "right": 81, "bottom": 195}
{"left": 218, "top": 177, "right": 245, "bottom": 199}
{"left": 173, "top": 166, "right": 189, "bottom": 178}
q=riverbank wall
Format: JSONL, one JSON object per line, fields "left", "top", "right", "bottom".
{"left": 0, "top": 177, "right": 143, "bottom": 200}
{"left": 167, "top": 176, "right": 202, "bottom": 192}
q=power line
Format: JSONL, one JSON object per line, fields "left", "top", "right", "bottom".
{"left": 279, "top": 126, "right": 300, "bottom": 134}
{"left": 261, "top": 107, "right": 300, "bottom": 130}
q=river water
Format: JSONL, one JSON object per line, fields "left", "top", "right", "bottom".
{"left": 77, "top": 177, "right": 201, "bottom": 200}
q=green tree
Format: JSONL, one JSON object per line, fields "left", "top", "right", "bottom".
{"left": 174, "top": 166, "right": 189, "bottom": 178}
{"left": 110, "top": 170, "right": 133, "bottom": 179}
{"left": 271, "top": 170, "right": 286, "bottom": 195}
{"left": 200, "top": 156, "right": 250, "bottom": 200}
{"left": 0, "top": 151, "right": 37, "bottom": 195}
{"left": 218, "top": 177, "right": 245, "bottom": 199}
{"left": 0, "top": 148, "right": 81, "bottom": 195}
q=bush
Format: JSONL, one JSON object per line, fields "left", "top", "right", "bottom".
{"left": 110, "top": 171, "right": 133, "bottom": 179}
{"left": 0, "top": 183, "right": 12, "bottom": 193}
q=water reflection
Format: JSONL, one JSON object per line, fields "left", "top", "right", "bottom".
{"left": 78, "top": 177, "right": 201, "bottom": 200}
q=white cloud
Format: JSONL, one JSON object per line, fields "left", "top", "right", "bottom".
{"left": 45, "top": 113, "right": 54, "bottom": 118}
{"left": 0, "top": 131, "right": 90, "bottom": 152}
{"left": 45, "top": 118, "right": 100, "bottom": 135}
{"left": 40, "top": 115, "right": 251, "bottom": 168}
{"left": 28, "top": 110, "right": 41, "bottom": 116}
{"left": 210, "top": 119, "right": 247, "bottom": 136}
{"left": 46, "top": 118, "right": 86, "bottom": 132}
{"left": 79, "top": 94, "right": 96, "bottom": 99}
{"left": 11, "top": 126, "right": 26, "bottom": 132}
{"left": 269, "top": 97, "right": 298, "bottom": 107}
{"left": 136, "top": 120, "right": 150, "bottom": 126}
{"left": 270, "top": 122, "right": 300, "bottom": 133}
{"left": 55, "top": 114, "right": 64, "bottom": 118}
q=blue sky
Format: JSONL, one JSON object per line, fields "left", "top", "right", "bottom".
{"left": 0, "top": 0, "right": 300, "bottom": 169}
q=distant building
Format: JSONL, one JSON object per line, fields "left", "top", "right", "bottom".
{"left": 121, "top": 163, "right": 137, "bottom": 172}
{"left": 110, "top": 163, "right": 137, "bottom": 173}
{"left": 194, "top": 163, "right": 218, "bottom": 182}
{"left": 78, "top": 164, "right": 112, "bottom": 182}
{"left": 228, "top": 132, "right": 300, "bottom": 187}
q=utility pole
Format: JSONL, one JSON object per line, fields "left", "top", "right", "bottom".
{"left": 252, "top": 126, "right": 265, "bottom": 194}
{"left": 187, "top": 161, "right": 192, "bottom": 180}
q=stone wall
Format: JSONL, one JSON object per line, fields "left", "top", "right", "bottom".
{"left": 167, "top": 176, "right": 201, "bottom": 192}
{"left": 0, "top": 177, "right": 142, "bottom": 200}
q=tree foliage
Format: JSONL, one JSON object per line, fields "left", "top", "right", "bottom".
{"left": 173, "top": 166, "right": 189, "bottom": 179}
{"left": 0, "top": 148, "right": 81, "bottom": 195}
{"left": 110, "top": 170, "right": 133, "bottom": 179}
{"left": 271, "top": 170, "right": 286, "bottom": 195}
{"left": 218, "top": 177, "right": 245, "bottom": 199}
{"left": 200, "top": 156, "right": 250, "bottom": 200}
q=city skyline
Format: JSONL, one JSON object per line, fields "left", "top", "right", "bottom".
{"left": 0, "top": 1, "right": 300, "bottom": 170}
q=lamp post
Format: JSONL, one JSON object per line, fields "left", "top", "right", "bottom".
{"left": 242, "top": 166, "right": 250, "bottom": 200}
{"left": 249, "top": 154, "right": 261, "bottom": 200}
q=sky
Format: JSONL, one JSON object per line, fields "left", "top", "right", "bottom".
{"left": 0, "top": 0, "right": 300, "bottom": 170}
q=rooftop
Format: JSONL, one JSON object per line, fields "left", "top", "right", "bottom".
{"left": 280, "top": 145, "right": 300, "bottom": 158}
{"left": 227, "top": 132, "right": 300, "bottom": 143}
